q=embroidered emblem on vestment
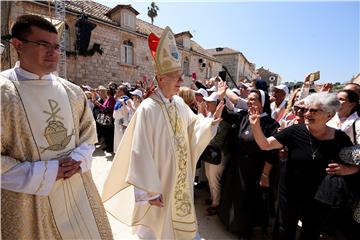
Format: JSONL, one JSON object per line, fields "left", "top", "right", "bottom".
{"left": 40, "top": 99, "right": 74, "bottom": 153}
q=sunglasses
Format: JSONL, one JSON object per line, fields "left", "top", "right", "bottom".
{"left": 293, "top": 106, "right": 305, "bottom": 112}
{"left": 293, "top": 106, "right": 322, "bottom": 114}
{"left": 304, "top": 108, "right": 323, "bottom": 114}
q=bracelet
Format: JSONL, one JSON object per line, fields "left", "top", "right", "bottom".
{"left": 261, "top": 172, "right": 269, "bottom": 178}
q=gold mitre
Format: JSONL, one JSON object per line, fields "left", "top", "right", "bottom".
{"left": 148, "top": 26, "right": 182, "bottom": 75}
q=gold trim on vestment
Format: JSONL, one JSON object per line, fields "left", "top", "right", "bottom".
{"left": 62, "top": 181, "right": 77, "bottom": 238}
{"left": 68, "top": 180, "right": 93, "bottom": 237}
{"left": 68, "top": 182, "right": 85, "bottom": 238}
{"left": 35, "top": 160, "right": 48, "bottom": 194}
{"left": 106, "top": 201, "right": 152, "bottom": 227}
{"left": 173, "top": 228, "right": 197, "bottom": 233}
{"left": 172, "top": 220, "right": 196, "bottom": 224}
{"left": 10, "top": 81, "right": 42, "bottom": 159}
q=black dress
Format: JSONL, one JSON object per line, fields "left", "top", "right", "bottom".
{"left": 273, "top": 123, "right": 359, "bottom": 240}
{"left": 218, "top": 110, "right": 279, "bottom": 238}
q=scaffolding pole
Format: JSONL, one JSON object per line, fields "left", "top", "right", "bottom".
{"left": 54, "top": 0, "right": 66, "bottom": 78}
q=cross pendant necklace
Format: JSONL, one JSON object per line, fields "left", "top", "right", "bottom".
{"left": 308, "top": 129, "right": 321, "bottom": 160}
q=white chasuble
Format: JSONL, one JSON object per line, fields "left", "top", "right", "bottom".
{"left": 102, "top": 90, "right": 213, "bottom": 240}
{"left": 11, "top": 79, "right": 101, "bottom": 239}
{"left": 156, "top": 98, "right": 197, "bottom": 238}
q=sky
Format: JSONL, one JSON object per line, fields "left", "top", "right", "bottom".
{"left": 95, "top": 0, "right": 359, "bottom": 84}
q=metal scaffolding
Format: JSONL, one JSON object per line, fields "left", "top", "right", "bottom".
{"left": 54, "top": 0, "right": 66, "bottom": 78}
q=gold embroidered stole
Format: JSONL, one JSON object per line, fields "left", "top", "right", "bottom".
{"left": 11, "top": 79, "right": 101, "bottom": 239}
{"left": 153, "top": 96, "right": 197, "bottom": 239}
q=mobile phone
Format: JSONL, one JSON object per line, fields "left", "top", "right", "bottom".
{"left": 309, "top": 71, "right": 320, "bottom": 82}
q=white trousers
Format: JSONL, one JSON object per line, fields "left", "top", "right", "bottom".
{"left": 204, "top": 156, "right": 226, "bottom": 207}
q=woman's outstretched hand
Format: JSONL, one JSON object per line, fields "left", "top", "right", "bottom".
{"left": 249, "top": 105, "right": 260, "bottom": 127}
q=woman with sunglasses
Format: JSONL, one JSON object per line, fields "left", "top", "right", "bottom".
{"left": 250, "top": 92, "right": 360, "bottom": 240}
{"left": 280, "top": 100, "right": 306, "bottom": 130}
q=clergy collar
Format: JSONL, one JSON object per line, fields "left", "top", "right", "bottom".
{"left": 14, "top": 61, "right": 54, "bottom": 81}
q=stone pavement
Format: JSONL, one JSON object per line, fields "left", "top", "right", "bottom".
{"left": 91, "top": 146, "right": 237, "bottom": 239}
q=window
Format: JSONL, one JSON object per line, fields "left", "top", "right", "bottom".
{"left": 121, "top": 40, "right": 133, "bottom": 65}
{"left": 183, "top": 57, "right": 190, "bottom": 76}
{"left": 122, "top": 12, "right": 135, "bottom": 28}
{"left": 183, "top": 38, "right": 190, "bottom": 49}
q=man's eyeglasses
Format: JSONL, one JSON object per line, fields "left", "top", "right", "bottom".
{"left": 19, "top": 38, "right": 61, "bottom": 52}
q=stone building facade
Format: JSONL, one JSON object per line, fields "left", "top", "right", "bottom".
{"left": 256, "top": 66, "right": 282, "bottom": 89}
{"left": 207, "top": 47, "right": 257, "bottom": 86}
{"left": 1, "top": 0, "right": 222, "bottom": 87}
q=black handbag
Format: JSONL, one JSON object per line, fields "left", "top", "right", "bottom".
{"left": 200, "top": 145, "right": 222, "bottom": 165}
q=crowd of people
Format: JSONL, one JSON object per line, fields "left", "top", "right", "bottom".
{"left": 83, "top": 68, "right": 360, "bottom": 240}
{"left": 185, "top": 76, "right": 360, "bottom": 240}
{"left": 1, "top": 14, "right": 360, "bottom": 240}
{"left": 81, "top": 81, "right": 145, "bottom": 153}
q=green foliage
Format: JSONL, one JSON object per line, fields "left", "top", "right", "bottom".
{"left": 147, "top": 2, "right": 159, "bottom": 25}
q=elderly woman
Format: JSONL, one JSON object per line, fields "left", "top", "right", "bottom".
{"left": 218, "top": 81, "right": 279, "bottom": 239}
{"left": 249, "top": 92, "right": 360, "bottom": 240}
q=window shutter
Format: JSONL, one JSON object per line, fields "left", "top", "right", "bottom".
{"left": 121, "top": 45, "right": 126, "bottom": 63}
{"left": 128, "top": 46, "right": 133, "bottom": 64}
{"left": 129, "top": 15, "right": 134, "bottom": 28}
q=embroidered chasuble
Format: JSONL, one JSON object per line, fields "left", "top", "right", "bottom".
{"left": 102, "top": 90, "right": 214, "bottom": 239}
{"left": 1, "top": 73, "right": 112, "bottom": 239}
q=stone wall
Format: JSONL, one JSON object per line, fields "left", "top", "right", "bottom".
{"left": 215, "top": 54, "right": 239, "bottom": 83}
{"left": 2, "top": 1, "right": 222, "bottom": 89}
